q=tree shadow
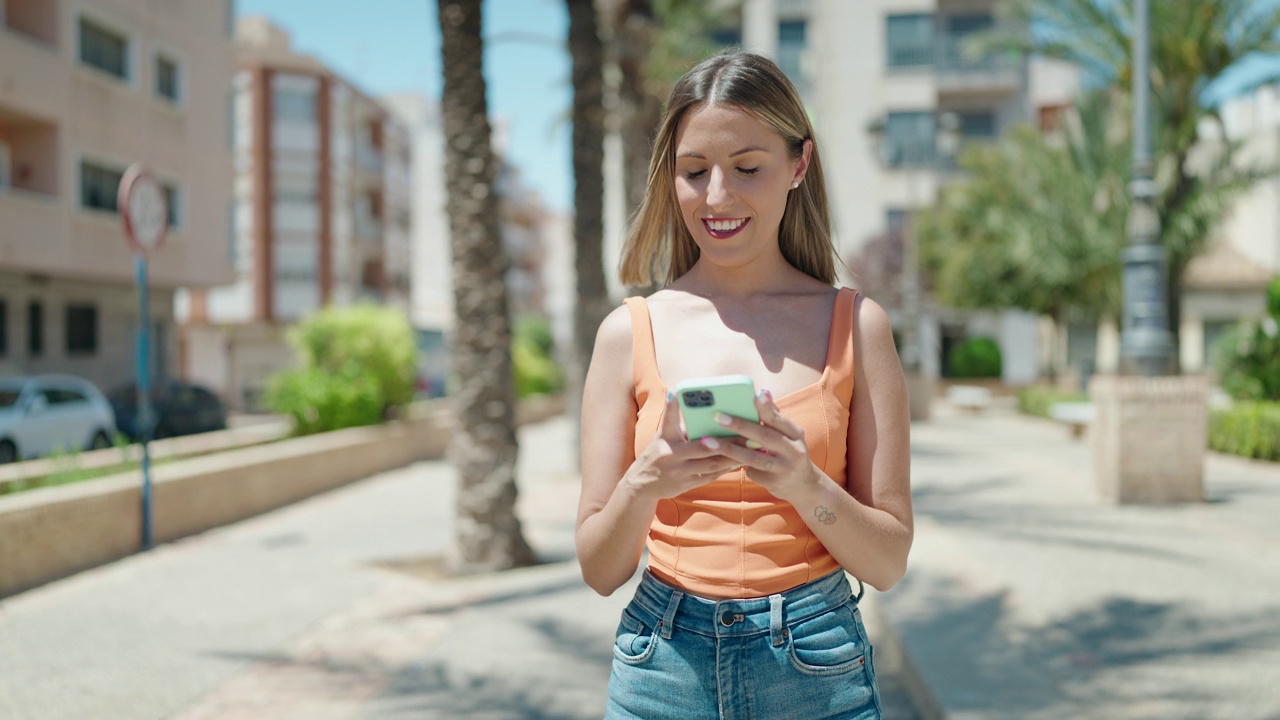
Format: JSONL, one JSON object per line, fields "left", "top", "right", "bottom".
{"left": 887, "top": 572, "right": 1280, "bottom": 719}
{"left": 910, "top": 477, "right": 1201, "bottom": 564}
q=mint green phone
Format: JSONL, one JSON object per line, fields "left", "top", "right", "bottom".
{"left": 675, "top": 375, "right": 760, "bottom": 440}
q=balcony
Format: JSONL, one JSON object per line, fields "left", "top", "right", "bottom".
{"left": 934, "top": 34, "right": 1021, "bottom": 95}
{"left": 0, "top": 112, "right": 58, "bottom": 195}
{"left": 2, "top": 0, "right": 58, "bottom": 46}
{"left": 0, "top": 21, "right": 66, "bottom": 120}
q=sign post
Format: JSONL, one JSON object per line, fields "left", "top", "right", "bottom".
{"left": 118, "top": 163, "right": 168, "bottom": 550}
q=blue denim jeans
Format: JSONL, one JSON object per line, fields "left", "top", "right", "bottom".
{"left": 606, "top": 569, "right": 883, "bottom": 719}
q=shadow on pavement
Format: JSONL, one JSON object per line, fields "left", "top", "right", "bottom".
{"left": 892, "top": 571, "right": 1280, "bottom": 718}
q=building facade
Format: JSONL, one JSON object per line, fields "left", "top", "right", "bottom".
{"left": 179, "top": 17, "right": 413, "bottom": 409}
{"left": 0, "top": 0, "right": 235, "bottom": 392}
{"left": 733, "top": 0, "right": 1079, "bottom": 385}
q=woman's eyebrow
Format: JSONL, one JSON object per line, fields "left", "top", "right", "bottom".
{"left": 676, "top": 146, "right": 767, "bottom": 160}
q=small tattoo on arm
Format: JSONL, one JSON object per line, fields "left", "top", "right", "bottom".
{"left": 814, "top": 506, "right": 837, "bottom": 525}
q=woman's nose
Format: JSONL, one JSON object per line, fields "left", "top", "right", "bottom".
{"left": 706, "top": 167, "right": 733, "bottom": 209}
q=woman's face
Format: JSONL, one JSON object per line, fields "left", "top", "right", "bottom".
{"left": 673, "top": 102, "right": 810, "bottom": 271}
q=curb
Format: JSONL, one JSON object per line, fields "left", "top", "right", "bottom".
{"left": 861, "top": 588, "right": 946, "bottom": 720}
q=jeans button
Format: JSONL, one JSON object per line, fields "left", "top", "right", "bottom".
{"left": 720, "top": 610, "right": 734, "bottom": 626}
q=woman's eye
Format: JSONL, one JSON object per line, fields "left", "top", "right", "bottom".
{"left": 684, "top": 170, "right": 706, "bottom": 180}
{"left": 738, "top": 167, "right": 760, "bottom": 175}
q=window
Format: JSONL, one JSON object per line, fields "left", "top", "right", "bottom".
{"left": 44, "top": 388, "right": 89, "bottom": 405}
{"left": 884, "top": 112, "right": 938, "bottom": 167}
{"left": 163, "top": 183, "right": 180, "bottom": 228}
{"left": 777, "top": 21, "right": 808, "bottom": 93}
{"left": 886, "top": 14, "right": 934, "bottom": 68}
{"left": 79, "top": 16, "right": 129, "bottom": 81}
{"left": 156, "top": 54, "right": 180, "bottom": 102}
{"left": 27, "top": 301, "right": 42, "bottom": 357}
{"left": 0, "top": 141, "right": 11, "bottom": 190}
{"left": 66, "top": 304, "right": 98, "bottom": 356}
{"left": 0, "top": 299, "right": 7, "bottom": 356}
{"left": 958, "top": 111, "right": 997, "bottom": 138}
{"left": 942, "top": 14, "right": 997, "bottom": 70}
{"left": 81, "top": 161, "right": 123, "bottom": 213}
{"left": 274, "top": 88, "right": 315, "bottom": 122}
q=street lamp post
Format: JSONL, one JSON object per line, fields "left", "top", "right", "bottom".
{"left": 867, "top": 111, "right": 961, "bottom": 421}
{"left": 1089, "top": 0, "right": 1206, "bottom": 504}
{"left": 1120, "top": 0, "right": 1174, "bottom": 376}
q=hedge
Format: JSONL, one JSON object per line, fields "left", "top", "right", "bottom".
{"left": 1209, "top": 402, "right": 1280, "bottom": 462}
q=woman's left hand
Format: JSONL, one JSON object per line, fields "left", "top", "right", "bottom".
{"left": 711, "top": 389, "right": 821, "bottom": 504}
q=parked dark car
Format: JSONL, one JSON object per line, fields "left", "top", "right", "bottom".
{"left": 107, "top": 381, "right": 228, "bottom": 441}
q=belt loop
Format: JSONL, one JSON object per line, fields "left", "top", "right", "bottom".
{"left": 770, "top": 593, "right": 786, "bottom": 647}
{"left": 659, "top": 590, "right": 683, "bottom": 640}
{"left": 852, "top": 576, "right": 865, "bottom": 603}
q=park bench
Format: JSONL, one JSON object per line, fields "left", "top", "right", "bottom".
{"left": 946, "top": 385, "right": 993, "bottom": 413}
{"left": 1049, "top": 401, "right": 1095, "bottom": 439}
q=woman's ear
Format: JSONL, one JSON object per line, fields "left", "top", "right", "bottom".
{"left": 793, "top": 139, "right": 814, "bottom": 185}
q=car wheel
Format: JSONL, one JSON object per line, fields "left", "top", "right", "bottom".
{"left": 0, "top": 440, "right": 16, "bottom": 464}
{"left": 88, "top": 431, "right": 112, "bottom": 451}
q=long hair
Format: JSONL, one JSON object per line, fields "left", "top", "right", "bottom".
{"left": 618, "top": 50, "right": 836, "bottom": 287}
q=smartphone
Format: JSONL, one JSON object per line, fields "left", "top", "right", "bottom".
{"left": 675, "top": 374, "right": 760, "bottom": 440}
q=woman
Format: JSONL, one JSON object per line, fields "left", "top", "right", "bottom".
{"left": 576, "top": 50, "right": 913, "bottom": 719}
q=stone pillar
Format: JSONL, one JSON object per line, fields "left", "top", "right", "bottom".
{"left": 905, "top": 370, "right": 933, "bottom": 423}
{"left": 1089, "top": 374, "right": 1208, "bottom": 504}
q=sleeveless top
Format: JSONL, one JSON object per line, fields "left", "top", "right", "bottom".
{"left": 624, "top": 287, "right": 859, "bottom": 598}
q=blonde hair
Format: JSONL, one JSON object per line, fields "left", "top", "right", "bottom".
{"left": 619, "top": 50, "right": 836, "bottom": 287}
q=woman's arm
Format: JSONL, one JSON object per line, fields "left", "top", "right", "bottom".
{"left": 575, "top": 306, "right": 653, "bottom": 596}
{"left": 709, "top": 295, "right": 913, "bottom": 590}
{"left": 576, "top": 305, "right": 744, "bottom": 596}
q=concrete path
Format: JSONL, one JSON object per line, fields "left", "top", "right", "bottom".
{"left": 885, "top": 402, "right": 1280, "bottom": 720}
{"left": 0, "top": 415, "right": 916, "bottom": 719}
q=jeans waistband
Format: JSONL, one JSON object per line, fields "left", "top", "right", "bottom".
{"left": 631, "top": 569, "right": 859, "bottom": 643}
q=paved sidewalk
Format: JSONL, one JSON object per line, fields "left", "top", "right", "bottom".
{"left": 0, "top": 415, "right": 914, "bottom": 719}
{"left": 882, "top": 402, "right": 1280, "bottom": 720}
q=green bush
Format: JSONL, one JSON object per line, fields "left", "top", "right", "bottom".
{"left": 949, "top": 337, "right": 1003, "bottom": 379}
{"left": 1209, "top": 402, "right": 1280, "bottom": 462}
{"left": 512, "top": 315, "right": 565, "bottom": 398}
{"left": 1213, "top": 277, "right": 1280, "bottom": 402}
{"left": 266, "top": 304, "right": 416, "bottom": 435}
{"left": 1016, "top": 386, "right": 1087, "bottom": 418}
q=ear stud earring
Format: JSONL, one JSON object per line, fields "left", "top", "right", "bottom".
{"left": 791, "top": 181, "right": 800, "bottom": 189}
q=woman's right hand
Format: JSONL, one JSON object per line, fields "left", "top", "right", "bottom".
{"left": 625, "top": 390, "right": 741, "bottom": 501}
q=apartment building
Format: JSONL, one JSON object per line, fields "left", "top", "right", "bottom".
{"left": 0, "top": 0, "right": 235, "bottom": 392}
{"left": 381, "top": 92, "right": 572, "bottom": 398}
{"left": 730, "top": 0, "right": 1079, "bottom": 384}
{"left": 179, "top": 17, "right": 413, "bottom": 410}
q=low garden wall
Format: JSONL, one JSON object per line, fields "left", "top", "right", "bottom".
{"left": 0, "top": 395, "right": 564, "bottom": 599}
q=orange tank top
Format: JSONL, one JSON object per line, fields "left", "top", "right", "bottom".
{"left": 624, "top": 287, "right": 858, "bottom": 598}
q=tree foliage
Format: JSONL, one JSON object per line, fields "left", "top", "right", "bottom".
{"left": 986, "top": 0, "right": 1280, "bottom": 359}
{"left": 266, "top": 304, "right": 416, "bottom": 435}
{"left": 918, "top": 90, "right": 1129, "bottom": 323}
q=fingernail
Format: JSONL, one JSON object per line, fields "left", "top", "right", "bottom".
{"left": 714, "top": 412, "right": 732, "bottom": 426}
{"left": 746, "top": 440, "right": 763, "bottom": 450}
{"left": 758, "top": 388, "right": 771, "bottom": 401}
{"left": 701, "top": 437, "right": 721, "bottom": 449}
{"left": 667, "top": 390, "right": 674, "bottom": 402}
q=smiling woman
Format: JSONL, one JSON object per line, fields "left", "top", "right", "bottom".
{"left": 576, "top": 50, "right": 914, "bottom": 719}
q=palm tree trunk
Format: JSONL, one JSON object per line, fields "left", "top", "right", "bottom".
{"left": 438, "top": 0, "right": 535, "bottom": 572}
{"left": 567, "top": 0, "right": 610, "bottom": 462}
{"left": 614, "top": 0, "right": 664, "bottom": 294}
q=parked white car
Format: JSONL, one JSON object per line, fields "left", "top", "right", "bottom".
{"left": 0, "top": 375, "right": 118, "bottom": 463}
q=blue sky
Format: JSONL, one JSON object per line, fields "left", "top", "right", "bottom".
{"left": 233, "top": 1, "right": 1279, "bottom": 216}
{"left": 235, "top": 0, "right": 573, "bottom": 213}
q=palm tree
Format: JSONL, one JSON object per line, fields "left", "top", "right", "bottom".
{"left": 994, "top": 0, "right": 1280, "bottom": 367}
{"left": 566, "top": 0, "right": 611, "bottom": 457}
{"left": 437, "top": 0, "right": 536, "bottom": 572}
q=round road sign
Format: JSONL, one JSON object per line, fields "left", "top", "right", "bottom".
{"left": 118, "top": 163, "right": 169, "bottom": 255}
